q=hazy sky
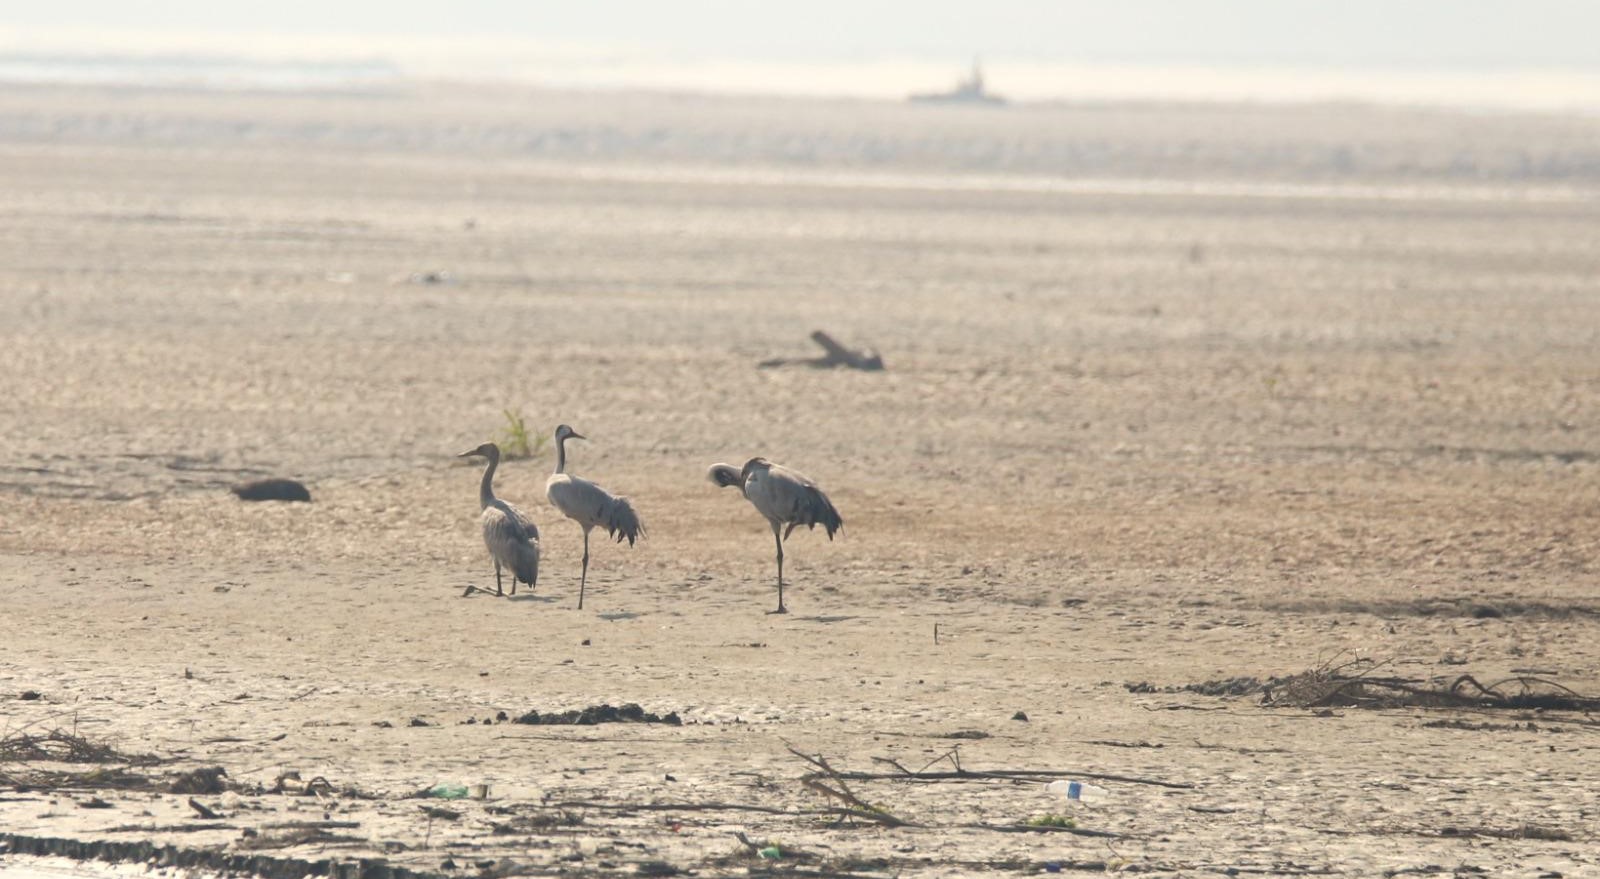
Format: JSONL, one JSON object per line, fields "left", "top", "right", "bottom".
{"left": 8, "top": 0, "right": 1600, "bottom": 69}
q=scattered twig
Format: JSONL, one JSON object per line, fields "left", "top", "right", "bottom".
{"left": 101, "top": 822, "right": 234, "bottom": 833}
{"left": 1200, "top": 865, "right": 1335, "bottom": 876}
{"left": 186, "top": 798, "right": 221, "bottom": 820}
{"left": 236, "top": 827, "right": 369, "bottom": 851}
{"left": 824, "top": 763, "right": 1193, "bottom": 790}
{"left": 548, "top": 799, "right": 816, "bottom": 817}
{"left": 1141, "top": 704, "right": 1231, "bottom": 712}
{"left": 964, "top": 823, "right": 1124, "bottom": 839}
{"left": 916, "top": 745, "right": 964, "bottom": 774}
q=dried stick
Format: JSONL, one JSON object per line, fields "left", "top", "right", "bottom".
{"left": 186, "top": 798, "right": 221, "bottom": 819}
{"left": 788, "top": 747, "right": 912, "bottom": 826}
{"left": 830, "top": 764, "right": 1193, "bottom": 790}
{"left": 548, "top": 799, "right": 819, "bottom": 817}
{"left": 102, "top": 822, "right": 233, "bottom": 833}
{"left": 964, "top": 822, "right": 1124, "bottom": 839}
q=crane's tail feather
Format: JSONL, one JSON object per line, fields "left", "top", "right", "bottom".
{"left": 707, "top": 463, "right": 743, "bottom": 489}
{"left": 514, "top": 538, "right": 540, "bottom": 588}
{"left": 604, "top": 496, "right": 646, "bottom": 547}
{"left": 783, "top": 486, "right": 843, "bottom": 541}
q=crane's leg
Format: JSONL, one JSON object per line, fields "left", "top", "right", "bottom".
{"left": 578, "top": 529, "right": 591, "bottom": 610}
{"left": 770, "top": 525, "right": 787, "bottom": 614}
{"left": 494, "top": 560, "right": 504, "bottom": 596}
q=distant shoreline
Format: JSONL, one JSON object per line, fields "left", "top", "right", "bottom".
{"left": 3, "top": 80, "right": 1598, "bottom": 189}
{"left": 2, "top": 49, "right": 1600, "bottom": 115}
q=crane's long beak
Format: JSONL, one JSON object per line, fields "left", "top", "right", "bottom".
{"left": 570, "top": 432, "right": 587, "bottom": 441}
{"left": 456, "top": 450, "right": 477, "bottom": 458}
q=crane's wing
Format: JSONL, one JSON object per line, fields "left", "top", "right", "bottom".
{"left": 549, "top": 475, "right": 646, "bottom": 546}
{"left": 486, "top": 499, "right": 539, "bottom": 543}
{"left": 762, "top": 462, "right": 820, "bottom": 490}
{"left": 482, "top": 501, "right": 540, "bottom": 587}
{"left": 748, "top": 464, "right": 843, "bottom": 540}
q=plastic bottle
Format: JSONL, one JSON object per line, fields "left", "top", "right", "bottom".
{"left": 427, "top": 783, "right": 470, "bottom": 799}
{"left": 1045, "top": 780, "right": 1109, "bottom": 804}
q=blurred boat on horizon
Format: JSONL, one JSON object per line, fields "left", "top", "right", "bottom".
{"left": 909, "top": 59, "right": 1006, "bottom": 106}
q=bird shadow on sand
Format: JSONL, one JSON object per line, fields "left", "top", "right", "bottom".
{"left": 788, "top": 614, "right": 857, "bottom": 624}
{"left": 507, "top": 593, "right": 561, "bottom": 604}
{"left": 460, "top": 586, "right": 559, "bottom": 603}
{"left": 597, "top": 610, "right": 643, "bottom": 622}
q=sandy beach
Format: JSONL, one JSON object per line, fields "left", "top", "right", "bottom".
{"left": 2, "top": 82, "right": 1599, "bottom": 877}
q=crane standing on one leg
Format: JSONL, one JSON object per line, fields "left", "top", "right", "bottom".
{"left": 708, "top": 457, "right": 842, "bottom": 614}
{"left": 545, "top": 424, "right": 646, "bottom": 610}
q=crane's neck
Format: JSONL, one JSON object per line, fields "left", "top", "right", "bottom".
{"left": 553, "top": 434, "right": 569, "bottom": 476}
{"left": 478, "top": 451, "right": 499, "bottom": 509}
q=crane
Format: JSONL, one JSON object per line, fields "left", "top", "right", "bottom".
{"left": 708, "top": 457, "right": 842, "bottom": 613}
{"left": 458, "top": 441, "right": 540, "bottom": 596}
{"left": 545, "top": 424, "right": 645, "bottom": 609}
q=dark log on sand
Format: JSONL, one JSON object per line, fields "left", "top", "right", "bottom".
{"left": 758, "top": 330, "right": 885, "bottom": 371}
{"left": 230, "top": 478, "right": 312, "bottom": 503}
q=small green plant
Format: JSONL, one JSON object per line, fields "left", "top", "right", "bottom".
{"left": 1026, "top": 813, "right": 1076, "bottom": 829}
{"left": 1263, "top": 364, "right": 1287, "bottom": 397}
{"left": 498, "top": 408, "right": 546, "bottom": 460}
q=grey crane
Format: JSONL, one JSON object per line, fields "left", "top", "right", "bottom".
{"left": 545, "top": 424, "right": 645, "bottom": 610}
{"left": 458, "top": 441, "right": 540, "bottom": 596}
{"left": 708, "top": 457, "right": 842, "bottom": 614}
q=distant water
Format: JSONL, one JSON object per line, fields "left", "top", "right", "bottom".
{"left": 0, "top": 52, "right": 402, "bottom": 91}
{"left": 565, "top": 164, "right": 1600, "bottom": 205}
{"left": 2, "top": 35, "right": 1600, "bottom": 114}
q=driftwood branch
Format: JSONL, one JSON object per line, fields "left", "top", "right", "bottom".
{"left": 102, "top": 822, "right": 233, "bottom": 833}
{"left": 547, "top": 799, "right": 815, "bottom": 817}
{"left": 787, "top": 747, "right": 913, "bottom": 826}
{"left": 842, "top": 763, "right": 1194, "bottom": 790}
{"left": 1261, "top": 659, "right": 1600, "bottom": 712}
{"left": 963, "top": 822, "right": 1124, "bottom": 839}
{"left": 759, "top": 331, "right": 885, "bottom": 371}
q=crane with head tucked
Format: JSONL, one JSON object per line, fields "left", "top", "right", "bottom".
{"left": 458, "top": 441, "right": 540, "bottom": 596}
{"left": 708, "top": 457, "right": 842, "bottom": 614}
{"left": 545, "top": 424, "right": 645, "bottom": 610}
